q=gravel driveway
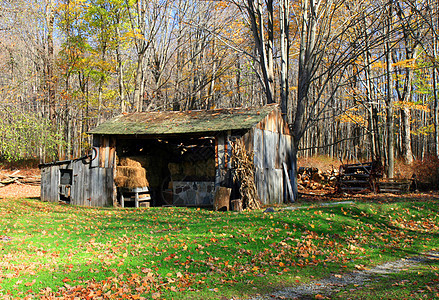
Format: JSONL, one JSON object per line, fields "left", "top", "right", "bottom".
{"left": 250, "top": 252, "right": 439, "bottom": 299}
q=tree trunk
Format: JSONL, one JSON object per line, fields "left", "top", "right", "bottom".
{"left": 46, "top": 0, "right": 55, "bottom": 123}
{"left": 280, "top": 0, "right": 290, "bottom": 122}
{"left": 385, "top": 2, "right": 395, "bottom": 178}
{"left": 133, "top": 52, "right": 145, "bottom": 112}
{"left": 246, "top": 0, "right": 274, "bottom": 104}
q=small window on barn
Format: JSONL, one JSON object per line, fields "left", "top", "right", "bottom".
{"left": 60, "top": 169, "right": 72, "bottom": 185}
{"left": 59, "top": 169, "right": 72, "bottom": 203}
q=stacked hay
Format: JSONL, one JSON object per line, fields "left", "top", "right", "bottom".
{"left": 168, "top": 158, "right": 215, "bottom": 180}
{"left": 115, "top": 157, "right": 149, "bottom": 188}
{"left": 119, "top": 157, "right": 148, "bottom": 168}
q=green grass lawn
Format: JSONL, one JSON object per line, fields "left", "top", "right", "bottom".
{"left": 0, "top": 195, "right": 438, "bottom": 299}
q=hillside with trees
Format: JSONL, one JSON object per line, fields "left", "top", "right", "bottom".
{"left": 0, "top": 0, "right": 438, "bottom": 178}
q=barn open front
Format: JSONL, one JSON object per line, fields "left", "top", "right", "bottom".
{"left": 115, "top": 135, "right": 217, "bottom": 207}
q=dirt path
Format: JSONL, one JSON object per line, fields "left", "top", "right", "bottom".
{"left": 250, "top": 252, "right": 439, "bottom": 299}
{"left": 0, "top": 168, "right": 40, "bottom": 199}
{"left": 0, "top": 183, "right": 40, "bottom": 199}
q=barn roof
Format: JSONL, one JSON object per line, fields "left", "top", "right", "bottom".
{"left": 89, "top": 104, "right": 279, "bottom": 135}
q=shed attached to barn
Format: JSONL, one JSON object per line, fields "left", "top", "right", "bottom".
{"left": 40, "top": 104, "right": 296, "bottom": 207}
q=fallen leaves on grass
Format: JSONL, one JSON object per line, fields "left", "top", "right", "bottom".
{"left": 0, "top": 196, "right": 438, "bottom": 299}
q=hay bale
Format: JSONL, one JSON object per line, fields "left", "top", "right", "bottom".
{"left": 194, "top": 161, "right": 205, "bottom": 177}
{"left": 116, "top": 166, "right": 148, "bottom": 188}
{"left": 183, "top": 161, "right": 196, "bottom": 177}
{"left": 125, "top": 176, "right": 148, "bottom": 188}
{"left": 114, "top": 175, "right": 128, "bottom": 187}
{"left": 168, "top": 163, "right": 181, "bottom": 176}
{"left": 206, "top": 158, "right": 215, "bottom": 177}
{"left": 119, "top": 157, "right": 142, "bottom": 168}
{"left": 117, "top": 166, "right": 146, "bottom": 178}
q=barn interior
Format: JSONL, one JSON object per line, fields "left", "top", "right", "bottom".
{"left": 115, "top": 135, "right": 217, "bottom": 207}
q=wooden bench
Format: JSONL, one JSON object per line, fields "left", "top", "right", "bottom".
{"left": 118, "top": 187, "right": 151, "bottom": 208}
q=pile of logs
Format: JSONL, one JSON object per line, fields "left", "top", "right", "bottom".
{"left": 297, "top": 167, "right": 339, "bottom": 192}
{"left": 0, "top": 170, "right": 41, "bottom": 187}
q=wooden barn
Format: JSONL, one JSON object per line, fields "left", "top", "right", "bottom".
{"left": 39, "top": 104, "right": 296, "bottom": 207}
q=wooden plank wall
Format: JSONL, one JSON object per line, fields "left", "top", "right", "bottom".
{"left": 40, "top": 134, "right": 116, "bottom": 207}
{"left": 249, "top": 108, "right": 294, "bottom": 205}
{"left": 215, "top": 133, "right": 227, "bottom": 187}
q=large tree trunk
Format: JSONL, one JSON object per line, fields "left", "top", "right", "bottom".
{"left": 280, "top": 0, "right": 290, "bottom": 122}
{"left": 46, "top": 0, "right": 55, "bottom": 123}
{"left": 246, "top": 0, "right": 274, "bottom": 104}
{"left": 133, "top": 52, "right": 145, "bottom": 112}
{"left": 385, "top": 3, "right": 395, "bottom": 178}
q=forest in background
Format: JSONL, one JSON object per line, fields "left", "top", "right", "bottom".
{"left": 0, "top": 0, "right": 438, "bottom": 179}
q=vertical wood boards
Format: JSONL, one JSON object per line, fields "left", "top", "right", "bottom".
{"left": 215, "top": 133, "right": 227, "bottom": 187}
{"left": 252, "top": 127, "right": 293, "bottom": 205}
{"left": 263, "top": 130, "right": 277, "bottom": 169}
{"left": 71, "top": 160, "right": 82, "bottom": 206}
{"left": 49, "top": 165, "right": 59, "bottom": 202}
{"left": 40, "top": 167, "right": 48, "bottom": 201}
{"left": 105, "top": 167, "right": 114, "bottom": 206}
{"left": 255, "top": 107, "right": 290, "bottom": 135}
{"left": 40, "top": 157, "right": 114, "bottom": 207}
{"left": 253, "top": 129, "right": 264, "bottom": 169}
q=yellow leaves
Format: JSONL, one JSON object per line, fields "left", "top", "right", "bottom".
{"left": 371, "top": 61, "right": 385, "bottom": 69}
{"left": 394, "top": 101, "right": 430, "bottom": 112}
{"left": 214, "top": 1, "right": 229, "bottom": 10}
{"left": 415, "top": 124, "right": 434, "bottom": 136}
{"left": 123, "top": 30, "right": 145, "bottom": 42}
{"left": 392, "top": 58, "right": 417, "bottom": 68}
{"left": 336, "top": 108, "right": 367, "bottom": 127}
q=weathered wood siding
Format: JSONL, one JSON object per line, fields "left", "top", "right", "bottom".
{"left": 244, "top": 108, "right": 294, "bottom": 205}
{"left": 40, "top": 135, "right": 116, "bottom": 207}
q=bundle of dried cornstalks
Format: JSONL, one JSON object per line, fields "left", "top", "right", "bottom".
{"left": 231, "top": 140, "right": 261, "bottom": 210}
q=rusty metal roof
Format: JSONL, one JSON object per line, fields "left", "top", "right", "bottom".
{"left": 89, "top": 104, "right": 279, "bottom": 135}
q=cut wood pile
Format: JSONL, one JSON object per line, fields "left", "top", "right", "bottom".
{"left": 297, "top": 167, "right": 338, "bottom": 194}
{"left": 0, "top": 170, "right": 41, "bottom": 187}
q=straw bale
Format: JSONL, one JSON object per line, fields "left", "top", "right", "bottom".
{"left": 206, "top": 158, "right": 216, "bottom": 177}
{"left": 116, "top": 166, "right": 148, "bottom": 188}
{"left": 125, "top": 176, "right": 148, "bottom": 188}
{"left": 117, "top": 166, "right": 146, "bottom": 178}
{"left": 194, "top": 161, "right": 204, "bottom": 177}
{"left": 183, "top": 161, "right": 196, "bottom": 176}
{"left": 168, "top": 163, "right": 181, "bottom": 176}
{"left": 114, "top": 175, "right": 128, "bottom": 187}
{"left": 119, "top": 157, "right": 142, "bottom": 168}
{"left": 119, "top": 156, "right": 150, "bottom": 168}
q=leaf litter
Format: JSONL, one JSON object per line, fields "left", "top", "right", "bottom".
{"left": 250, "top": 252, "right": 439, "bottom": 299}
